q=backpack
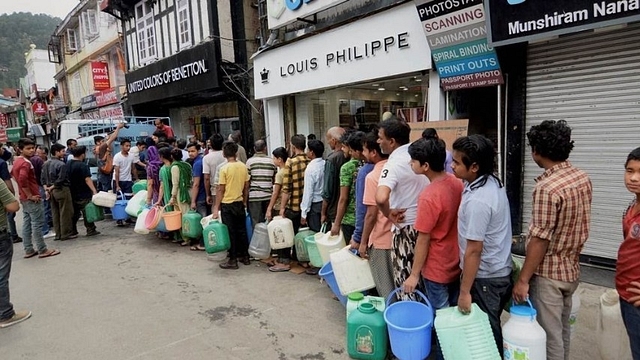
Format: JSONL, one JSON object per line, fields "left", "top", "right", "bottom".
{"left": 99, "top": 149, "right": 114, "bottom": 175}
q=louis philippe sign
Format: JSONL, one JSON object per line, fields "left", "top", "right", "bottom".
{"left": 486, "top": 0, "right": 640, "bottom": 46}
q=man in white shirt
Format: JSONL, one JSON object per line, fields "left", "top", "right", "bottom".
{"left": 376, "top": 116, "right": 430, "bottom": 298}
{"left": 300, "top": 140, "right": 325, "bottom": 232}
{"left": 113, "top": 139, "right": 141, "bottom": 226}
{"left": 203, "top": 134, "right": 226, "bottom": 210}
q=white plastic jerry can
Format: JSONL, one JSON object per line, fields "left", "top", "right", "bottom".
{"left": 503, "top": 301, "right": 547, "bottom": 360}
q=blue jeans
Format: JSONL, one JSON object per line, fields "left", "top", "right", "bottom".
{"left": 620, "top": 298, "right": 640, "bottom": 360}
{"left": 39, "top": 186, "right": 50, "bottom": 235}
{"left": 0, "top": 231, "right": 14, "bottom": 320}
{"left": 7, "top": 212, "right": 18, "bottom": 238}
{"left": 423, "top": 278, "right": 460, "bottom": 360}
{"left": 21, "top": 200, "right": 47, "bottom": 254}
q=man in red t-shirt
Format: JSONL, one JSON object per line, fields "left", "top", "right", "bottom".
{"left": 154, "top": 118, "right": 174, "bottom": 139}
{"left": 616, "top": 146, "right": 640, "bottom": 359}
{"left": 404, "top": 137, "right": 463, "bottom": 360}
{"left": 10, "top": 138, "right": 59, "bottom": 259}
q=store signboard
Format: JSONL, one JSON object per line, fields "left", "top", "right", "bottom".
{"left": 81, "top": 94, "right": 98, "bottom": 111}
{"left": 267, "top": 0, "right": 349, "bottom": 30}
{"left": 17, "top": 109, "right": 26, "bottom": 127}
{"left": 95, "top": 88, "right": 120, "bottom": 108}
{"left": 415, "top": 0, "right": 504, "bottom": 91}
{"left": 486, "top": 0, "right": 640, "bottom": 47}
{"left": 32, "top": 102, "right": 47, "bottom": 116}
{"left": 0, "top": 130, "right": 7, "bottom": 143}
{"left": 254, "top": 3, "right": 432, "bottom": 100}
{"left": 0, "top": 113, "right": 7, "bottom": 127}
{"left": 7, "top": 127, "right": 23, "bottom": 142}
{"left": 91, "top": 62, "right": 110, "bottom": 91}
{"left": 99, "top": 104, "right": 124, "bottom": 121}
{"left": 125, "top": 41, "right": 218, "bottom": 105}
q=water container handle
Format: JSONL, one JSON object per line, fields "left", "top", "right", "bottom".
{"left": 386, "top": 287, "right": 432, "bottom": 311}
{"left": 320, "top": 222, "right": 327, "bottom": 233}
{"left": 117, "top": 190, "right": 126, "bottom": 201}
{"left": 512, "top": 298, "right": 535, "bottom": 310}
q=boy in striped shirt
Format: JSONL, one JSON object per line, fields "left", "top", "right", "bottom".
{"left": 246, "top": 140, "right": 277, "bottom": 227}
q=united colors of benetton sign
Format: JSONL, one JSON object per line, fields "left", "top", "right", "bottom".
{"left": 486, "top": 0, "right": 640, "bottom": 46}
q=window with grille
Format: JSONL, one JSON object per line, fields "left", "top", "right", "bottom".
{"left": 135, "top": 1, "right": 156, "bottom": 65}
{"left": 177, "top": 0, "right": 191, "bottom": 50}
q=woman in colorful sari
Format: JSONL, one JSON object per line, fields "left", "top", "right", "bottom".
{"left": 155, "top": 147, "right": 192, "bottom": 245}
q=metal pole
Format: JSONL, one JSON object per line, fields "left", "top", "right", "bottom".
{"left": 503, "top": 74, "right": 509, "bottom": 184}
{"left": 497, "top": 84, "right": 503, "bottom": 182}
{"left": 445, "top": 91, "right": 449, "bottom": 120}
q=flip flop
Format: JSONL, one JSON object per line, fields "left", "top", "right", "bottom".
{"left": 299, "top": 262, "right": 311, "bottom": 269}
{"left": 24, "top": 251, "right": 38, "bottom": 259}
{"left": 38, "top": 249, "right": 60, "bottom": 258}
{"left": 180, "top": 241, "right": 190, "bottom": 247}
{"left": 190, "top": 245, "right": 205, "bottom": 251}
{"left": 268, "top": 264, "right": 291, "bottom": 272}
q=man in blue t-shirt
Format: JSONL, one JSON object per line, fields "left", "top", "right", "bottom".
{"left": 188, "top": 142, "right": 209, "bottom": 251}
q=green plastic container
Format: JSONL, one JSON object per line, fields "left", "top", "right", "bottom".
{"left": 132, "top": 180, "right": 147, "bottom": 194}
{"left": 305, "top": 234, "right": 324, "bottom": 268}
{"left": 182, "top": 210, "right": 203, "bottom": 239}
{"left": 203, "top": 219, "right": 230, "bottom": 254}
{"left": 294, "top": 228, "right": 315, "bottom": 262}
{"left": 347, "top": 302, "right": 388, "bottom": 360}
{"left": 434, "top": 304, "right": 501, "bottom": 360}
{"left": 84, "top": 202, "right": 105, "bottom": 223}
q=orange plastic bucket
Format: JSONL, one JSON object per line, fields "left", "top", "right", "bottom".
{"left": 162, "top": 210, "right": 182, "bottom": 231}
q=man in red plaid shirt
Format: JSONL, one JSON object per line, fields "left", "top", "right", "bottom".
{"left": 513, "top": 120, "right": 592, "bottom": 360}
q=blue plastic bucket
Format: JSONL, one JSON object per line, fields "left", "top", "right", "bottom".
{"left": 384, "top": 288, "right": 434, "bottom": 360}
{"left": 319, "top": 262, "right": 347, "bottom": 306}
{"left": 111, "top": 191, "right": 128, "bottom": 220}
{"left": 156, "top": 217, "right": 167, "bottom": 233}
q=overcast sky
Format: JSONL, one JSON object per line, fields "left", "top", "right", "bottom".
{"left": 1, "top": 0, "right": 80, "bottom": 19}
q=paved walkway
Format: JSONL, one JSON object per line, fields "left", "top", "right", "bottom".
{"left": 0, "top": 216, "right": 616, "bottom": 360}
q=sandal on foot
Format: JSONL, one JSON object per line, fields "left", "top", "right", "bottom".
{"left": 38, "top": 249, "right": 60, "bottom": 258}
{"left": 268, "top": 264, "right": 290, "bottom": 272}
{"left": 24, "top": 251, "right": 38, "bottom": 259}
{"left": 299, "top": 262, "right": 311, "bottom": 269}
{"left": 190, "top": 245, "right": 206, "bottom": 251}
{"left": 180, "top": 241, "right": 190, "bottom": 247}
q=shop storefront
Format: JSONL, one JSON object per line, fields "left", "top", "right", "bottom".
{"left": 487, "top": 0, "right": 640, "bottom": 263}
{"left": 78, "top": 87, "right": 125, "bottom": 121}
{"left": 124, "top": 41, "right": 239, "bottom": 141}
{"left": 253, "top": 3, "right": 436, "bottom": 151}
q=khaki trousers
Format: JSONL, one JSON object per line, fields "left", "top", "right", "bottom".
{"left": 530, "top": 275, "right": 579, "bottom": 360}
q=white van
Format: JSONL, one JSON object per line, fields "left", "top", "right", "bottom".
{"left": 53, "top": 119, "right": 94, "bottom": 145}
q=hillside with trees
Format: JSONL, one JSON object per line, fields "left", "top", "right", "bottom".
{"left": 0, "top": 12, "right": 61, "bottom": 90}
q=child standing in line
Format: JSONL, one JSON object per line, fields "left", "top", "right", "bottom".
{"left": 213, "top": 141, "right": 250, "bottom": 270}
{"left": 616, "top": 147, "right": 640, "bottom": 360}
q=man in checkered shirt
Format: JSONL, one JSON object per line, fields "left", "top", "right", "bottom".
{"left": 269, "top": 134, "right": 309, "bottom": 272}
{"left": 513, "top": 120, "right": 592, "bottom": 360}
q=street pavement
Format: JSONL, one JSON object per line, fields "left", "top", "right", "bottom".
{"left": 0, "top": 214, "right": 619, "bottom": 360}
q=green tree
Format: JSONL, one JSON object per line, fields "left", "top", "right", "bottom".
{"left": 0, "top": 12, "right": 61, "bottom": 90}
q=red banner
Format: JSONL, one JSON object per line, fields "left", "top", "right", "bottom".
{"left": 0, "top": 113, "right": 7, "bottom": 127}
{"left": 32, "top": 102, "right": 47, "bottom": 116}
{"left": 95, "top": 88, "right": 119, "bottom": 107}
{"left": 91, "top": 62, "right": 111, "bottom": 91}
{"left": 0, "top": 130, "right": 7, "bottom": 143}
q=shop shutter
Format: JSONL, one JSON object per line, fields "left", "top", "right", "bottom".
{"left": 523, "top": 24, "right": 640, "bottom": 260}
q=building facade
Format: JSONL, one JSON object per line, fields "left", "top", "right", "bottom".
{"left": 485, "top": 0, "right": 640, "bottom": 263}
{"left": 48, "top": 0, "right": 127, "bottom": 134}
{"left": 100, "top": 0, "right": 262, "bottom": 146}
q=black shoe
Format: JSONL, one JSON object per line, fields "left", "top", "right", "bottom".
{"left": 240, "top": 257, "right": 251, "bottom": 266}
{"left": 11, "top": 236, "right": 22, "bottom": 244}
{"left": 116, "top": 220, "right": 125, "bottom": 227}
{"left": 86, "top": 230, "right": 101, "bottom": 237}
{"left": 219, "top": 259, "right": 239, "bottom": 270}
{"left": 305, "top": 267, "right": 320, "bottom": 276}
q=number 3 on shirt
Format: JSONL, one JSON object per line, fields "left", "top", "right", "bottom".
{"left": 381, "top": 169, "right": 389, "bottom": 179}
